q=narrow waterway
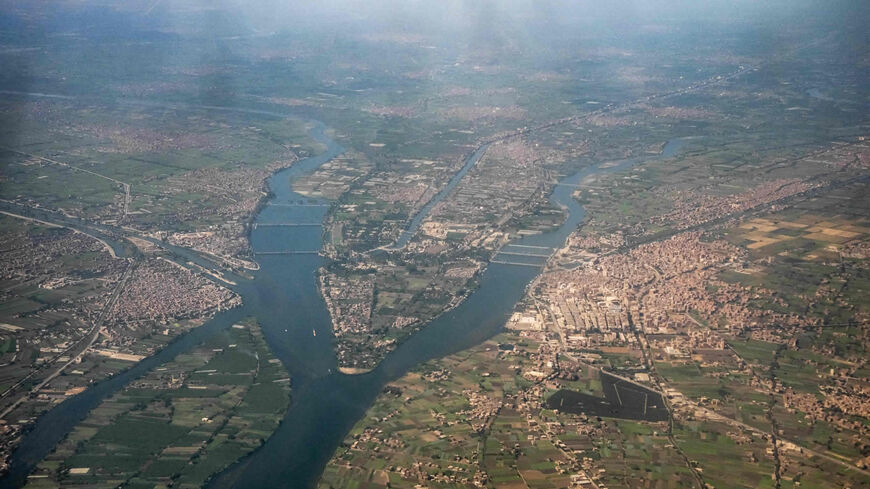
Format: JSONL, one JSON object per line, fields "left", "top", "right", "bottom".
{"left": 0, "top": 104, "right": 686, "bottom": 488}
{"left": 391, "top": 143, "right": 491, "bottom": 249}
{"left": 210, "top": 138, "right": 687, "bottom": 489}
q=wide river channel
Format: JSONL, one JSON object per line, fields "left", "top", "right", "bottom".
{"left": 0, "top": 107, "right": 684, "bottom": 489}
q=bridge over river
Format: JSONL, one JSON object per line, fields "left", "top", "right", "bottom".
{"left": 0, "top": 99, "right": 687, "bottom": 489}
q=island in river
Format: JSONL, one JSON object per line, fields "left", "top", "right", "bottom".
{"left": 1, "top": 2, "right": 869, "bottom": 489}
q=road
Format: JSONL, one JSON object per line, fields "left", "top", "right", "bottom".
{"left": 0, "top": 210, "right": 118, "bottom": 258}
{"left": 0, "top": 146, "right": 131, "bottom": 219}
{"left": 0, "top": 199, "right": 246, "bottom": 291}
{"left": 674, "top": 388, "right": 870, "bottom": 479}
{"left": 370, "top": 64, "right": 758, "bottom": 253}
{"left": 0, "top": 262, "right": 134, "bottom": 419}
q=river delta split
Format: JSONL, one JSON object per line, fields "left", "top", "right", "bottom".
{"left": 2, "top": 3, "right": 869, "bottom": 489}
{"left": 0, "top": 111, "right": 685, "bottom": 488}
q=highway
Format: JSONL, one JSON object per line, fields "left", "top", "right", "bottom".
{"left": 0, "top": 263, "right": 133, "bottom": 420}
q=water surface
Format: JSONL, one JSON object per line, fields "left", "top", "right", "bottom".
{"left": 0, "top": 108, "right": 686, "bottom": 488}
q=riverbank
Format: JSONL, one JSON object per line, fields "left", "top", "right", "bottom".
{"left": 2, "top": 108, "right": 686, "bottom": 489}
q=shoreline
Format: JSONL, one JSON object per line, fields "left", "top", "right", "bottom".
{"left": 337, "top": 367, "right": 374, "bottom": 375}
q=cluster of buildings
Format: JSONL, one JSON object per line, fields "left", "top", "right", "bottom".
{"left": 0, "top": 222, "right": 125, "bottom": 371}
{"left": 295, "top": 150, "right": 373, "bottom": 201}
{"left": 440, "top": 104, "right": 528, "bottom": 122}
{"left": 459, "top": 388, "right": 503, "bottom": 432}
{"left": 651, "top": 178, "right": 812, "bottom": 232}
{"left": 429, "top": 138, "right": 547, "bottom": 232}
{"left": 535, "top": 233, "right": 744, "bottom": 352}
{"left": 158, "top": 162, "right": 296, "bottom": 259}
{"left": 78, "top": 122, "right": 216, "bottom": 154}
{"left": 319, "top": 271, "right": 374, "bottom": 335}
{"left": 109, "top": 257, "right": 239, "bottom": 325}
{"left": 0, "top": 221, "right": 242, "bottom": 475}
{"left": 362, "top": 159, "right": 444, "bottom": 210}
{"left": 318, "top": 139, "right": 561, "bottom": 364}
{"left": 347, "top": 426, "right": 406, "bottom": 452}
{"left": 539, "top": 229, "right": 827, "bottom": 358}
{"left": 784, "top": 380, "right": 870, "bottom": 447}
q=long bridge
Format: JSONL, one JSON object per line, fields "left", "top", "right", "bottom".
{"left": 490, "top": 243, "right": 555, "bottom": 267}
{"left": 495, "top": 251, "right": 551, "bottom": 258}
{"left": 253, "top": 223, "right": 322, "bottom": 229}
{"left": 502, "top": 244, "right": 552, "bottom": 250}
{"left": 268, "top": 203, "right": 330, "bottom": 208}
{"left": 490, "top": 260, "right": 543, "bottom": 268}
{"left": 253, "top": 251, "right": 321, "bottom": 256}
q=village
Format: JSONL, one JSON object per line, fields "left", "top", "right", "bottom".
{"left": 0, "top": 215, "right": 241, "bottom": 474}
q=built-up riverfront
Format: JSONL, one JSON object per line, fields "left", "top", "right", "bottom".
{"left": 0, "top": 108, "right": 686, "bottom": 489}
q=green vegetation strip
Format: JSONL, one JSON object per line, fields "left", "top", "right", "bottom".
{"left": 24, "top": 318, "right": 290, "bottom": 489}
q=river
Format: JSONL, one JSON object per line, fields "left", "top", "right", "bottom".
{"left": 0, "top": 106, "right": 686, "bottom": 488}
{"left": 391, "top": 143, "right": 491, "bottom": 249}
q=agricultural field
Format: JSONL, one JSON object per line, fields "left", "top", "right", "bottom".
{"left": 721, "top": 180, "right": 870, "bottom": 326}
{"left": 0, "top": 97, "right": 322, "bottom": 259}
{"left": 0, "top": 215, "right": 131, "bottom": 415}
{"left": 321, "top": 322, "right": 866, "bottom": 489}
{"left": 22, "top": 318, "right": 290, "bottom": 489}
{"left": 321, "top": 333, "right": 539, "bottom": 489}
